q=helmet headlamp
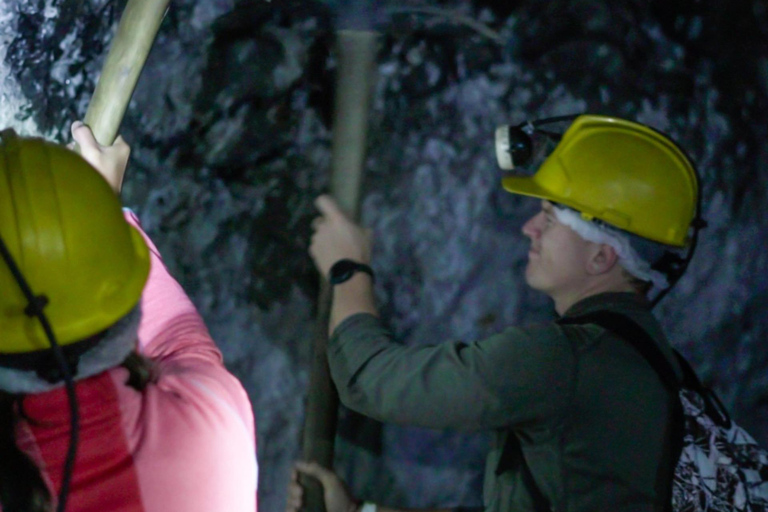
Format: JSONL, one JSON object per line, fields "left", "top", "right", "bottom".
{"left": 494, "top": 114, "right": 581, "bottom": 171}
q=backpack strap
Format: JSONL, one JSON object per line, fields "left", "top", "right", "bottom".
{"left": 558, "top": 311, "right": 680, "bottom": 389}
{"left": 494, "top": 431, "right": 550, "bottom": 511}
{"left": 558, "top": 311, "right": 731, "bottom": 428}
{"left": 496, "top": 311, "right": 730, "bottom": 512}
{"left": 495, "top": 312, "right": 681, "bottom": 511}
{"left": 557, "top": 311, "right": 682, "bottom": 512}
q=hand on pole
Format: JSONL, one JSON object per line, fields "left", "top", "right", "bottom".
{"left": 70, "top": 121, "right": 130, "bottom": 195}
{"left": 286, "top": 461, "right": 360, "bottom": 512}
{"left": 310, "top": 195, "right": 372, "bottom": 278}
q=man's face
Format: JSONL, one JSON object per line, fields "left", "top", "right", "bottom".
{"left": 521, "top": 201, "right": 594, "bottom": 297}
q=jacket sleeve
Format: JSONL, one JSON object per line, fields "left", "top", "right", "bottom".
{"left": 123, "top": 209, "right": 256, "bottom": 447}
{"left": 328, "top": 313, "right": 577, "bottom": 430}
{"left": 124, "top": 210, "right": 214, "bottom": 357}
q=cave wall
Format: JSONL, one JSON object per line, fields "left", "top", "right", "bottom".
{"left": 1, "top": 0, "right": 767, "bottom": 510}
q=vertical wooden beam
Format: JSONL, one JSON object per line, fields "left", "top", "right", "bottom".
{"left": 329, "top": 31, "right": 379, "bottom": 219}
{"left": 300, "top": 29, "right": 378, "bottom": 512}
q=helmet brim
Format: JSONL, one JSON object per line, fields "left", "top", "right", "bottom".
{"left": 501, "top": 175, "right": 558, "bottom": 204}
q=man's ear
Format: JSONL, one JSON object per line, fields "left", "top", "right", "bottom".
{"left": 587, "top": 244, "right": 620, "bottom": 275}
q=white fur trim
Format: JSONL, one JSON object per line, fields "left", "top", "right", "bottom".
{"left": 552, "top": 206, "right": 669, "bottom": 289}
{"left": 0, "top": 305, "right": 141, "bottom": 394}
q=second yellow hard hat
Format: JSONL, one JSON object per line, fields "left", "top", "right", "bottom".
{"left": 502, "top": 115, "right": 699, "bottom": 247}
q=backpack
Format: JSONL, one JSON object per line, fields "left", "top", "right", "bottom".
{"left": 560, "top": 311, "right": 768, "bottom": 512}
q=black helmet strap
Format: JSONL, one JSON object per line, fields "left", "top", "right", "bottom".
{"left": 0, "top": 232, "right": 79, "bottom": 512}
{"left": 649, "top": 216, "right": 708, "bottom": 307}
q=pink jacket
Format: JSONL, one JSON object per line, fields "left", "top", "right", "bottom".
{"left": 13, "top": 211, "right": 258, "bottom": 511}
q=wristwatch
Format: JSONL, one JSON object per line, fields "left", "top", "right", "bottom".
{"left": 328, "top": 259, "right": 374, "bottom": 285}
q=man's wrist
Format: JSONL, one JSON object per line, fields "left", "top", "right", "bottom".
{"left": 328, "top": 270, "right": 379, "bottom": 335}
{"left": 328, "top": 259, "right": 374, "bottom": 285}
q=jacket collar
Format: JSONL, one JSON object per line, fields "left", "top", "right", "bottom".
{"left": 561, "top": 292, "right": 651, "bottom": 320}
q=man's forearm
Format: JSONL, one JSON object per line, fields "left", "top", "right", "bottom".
{"left": 329, "top": 272, "right": 379, "bottom": 334}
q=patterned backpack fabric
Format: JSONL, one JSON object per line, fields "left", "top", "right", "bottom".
{"left": 560, "top": 311, "right": 768, "bottom": 512}
{"left": 673, "top": 385, "right": 768, "bottom": 511}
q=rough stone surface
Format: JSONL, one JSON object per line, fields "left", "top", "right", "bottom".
{"left": 1, "top": 0, "right": 767, "bottom": 510}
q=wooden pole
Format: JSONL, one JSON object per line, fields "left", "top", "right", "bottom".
{"left": 83, "top": 0, "right": 171, "bottom": 146}
{"left": 300, "top": 29, "right": 378, "bottom": 512}
{"left": 328, "top": 31, "right": 379, "bottom": 219}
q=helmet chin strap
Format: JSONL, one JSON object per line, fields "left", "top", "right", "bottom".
{"left": 649, "top": 216, "right": 707, "bottom": 307}
{"left": 0, "top": 233, "right": 79, "bottom": 512}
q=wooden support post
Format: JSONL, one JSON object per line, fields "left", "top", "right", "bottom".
{"left": 300, "top": 29, "right": 378, "bottom": 512}
{"left": 328, "top": 31, "right": 379, "bottom": 219}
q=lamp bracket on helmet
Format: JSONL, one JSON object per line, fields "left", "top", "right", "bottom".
{"left": 494, "top": 113, "right": 583, "bottom": 171}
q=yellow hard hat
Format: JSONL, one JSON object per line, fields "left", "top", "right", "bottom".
{"left": 501, "top": 115, "right": 698, "bottom": 247}
{"left": 0, "top": 130, "right": 150, "bottom": 354}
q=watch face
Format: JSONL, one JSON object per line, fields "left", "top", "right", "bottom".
{"left": 329, "top": 259, "right": 357, "bottom": 285}
{"left": 328, "top": 259, "right": 373, "bottom": 285}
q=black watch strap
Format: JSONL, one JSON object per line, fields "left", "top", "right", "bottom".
{"left": 328, "top": 259, "right": 374, "bottom": 285}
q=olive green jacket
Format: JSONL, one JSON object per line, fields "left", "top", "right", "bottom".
{"left": 328, "top": 292, "right": 681, "bottom": 512}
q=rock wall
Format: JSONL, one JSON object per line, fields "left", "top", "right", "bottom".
{"left": 1, "top": 0, "right": 767, "bottom": 510}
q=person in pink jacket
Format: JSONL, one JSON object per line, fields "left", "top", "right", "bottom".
{"left": 0, "top": 123, "right": 258, "bottom": 512}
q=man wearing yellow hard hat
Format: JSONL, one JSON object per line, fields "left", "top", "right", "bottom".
{"left": 291, "top": 115, "right": 704, "bottom": 512}
{"left": 0, "top": 124, "right": 258, "bottom": 511}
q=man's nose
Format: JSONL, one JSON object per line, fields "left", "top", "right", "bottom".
{"left": 522, "top": 212, "right": 543, "bottom": 239}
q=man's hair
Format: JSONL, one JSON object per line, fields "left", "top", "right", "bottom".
{"left": 622, "top": 268, "right": 653, "bottom": 296}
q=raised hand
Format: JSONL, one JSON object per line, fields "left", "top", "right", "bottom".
{"left": 70, "top": 120, "right": 131, "bottom": 194}
{"left": 310, "top": 195, "right": 372, "bottom": 278}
